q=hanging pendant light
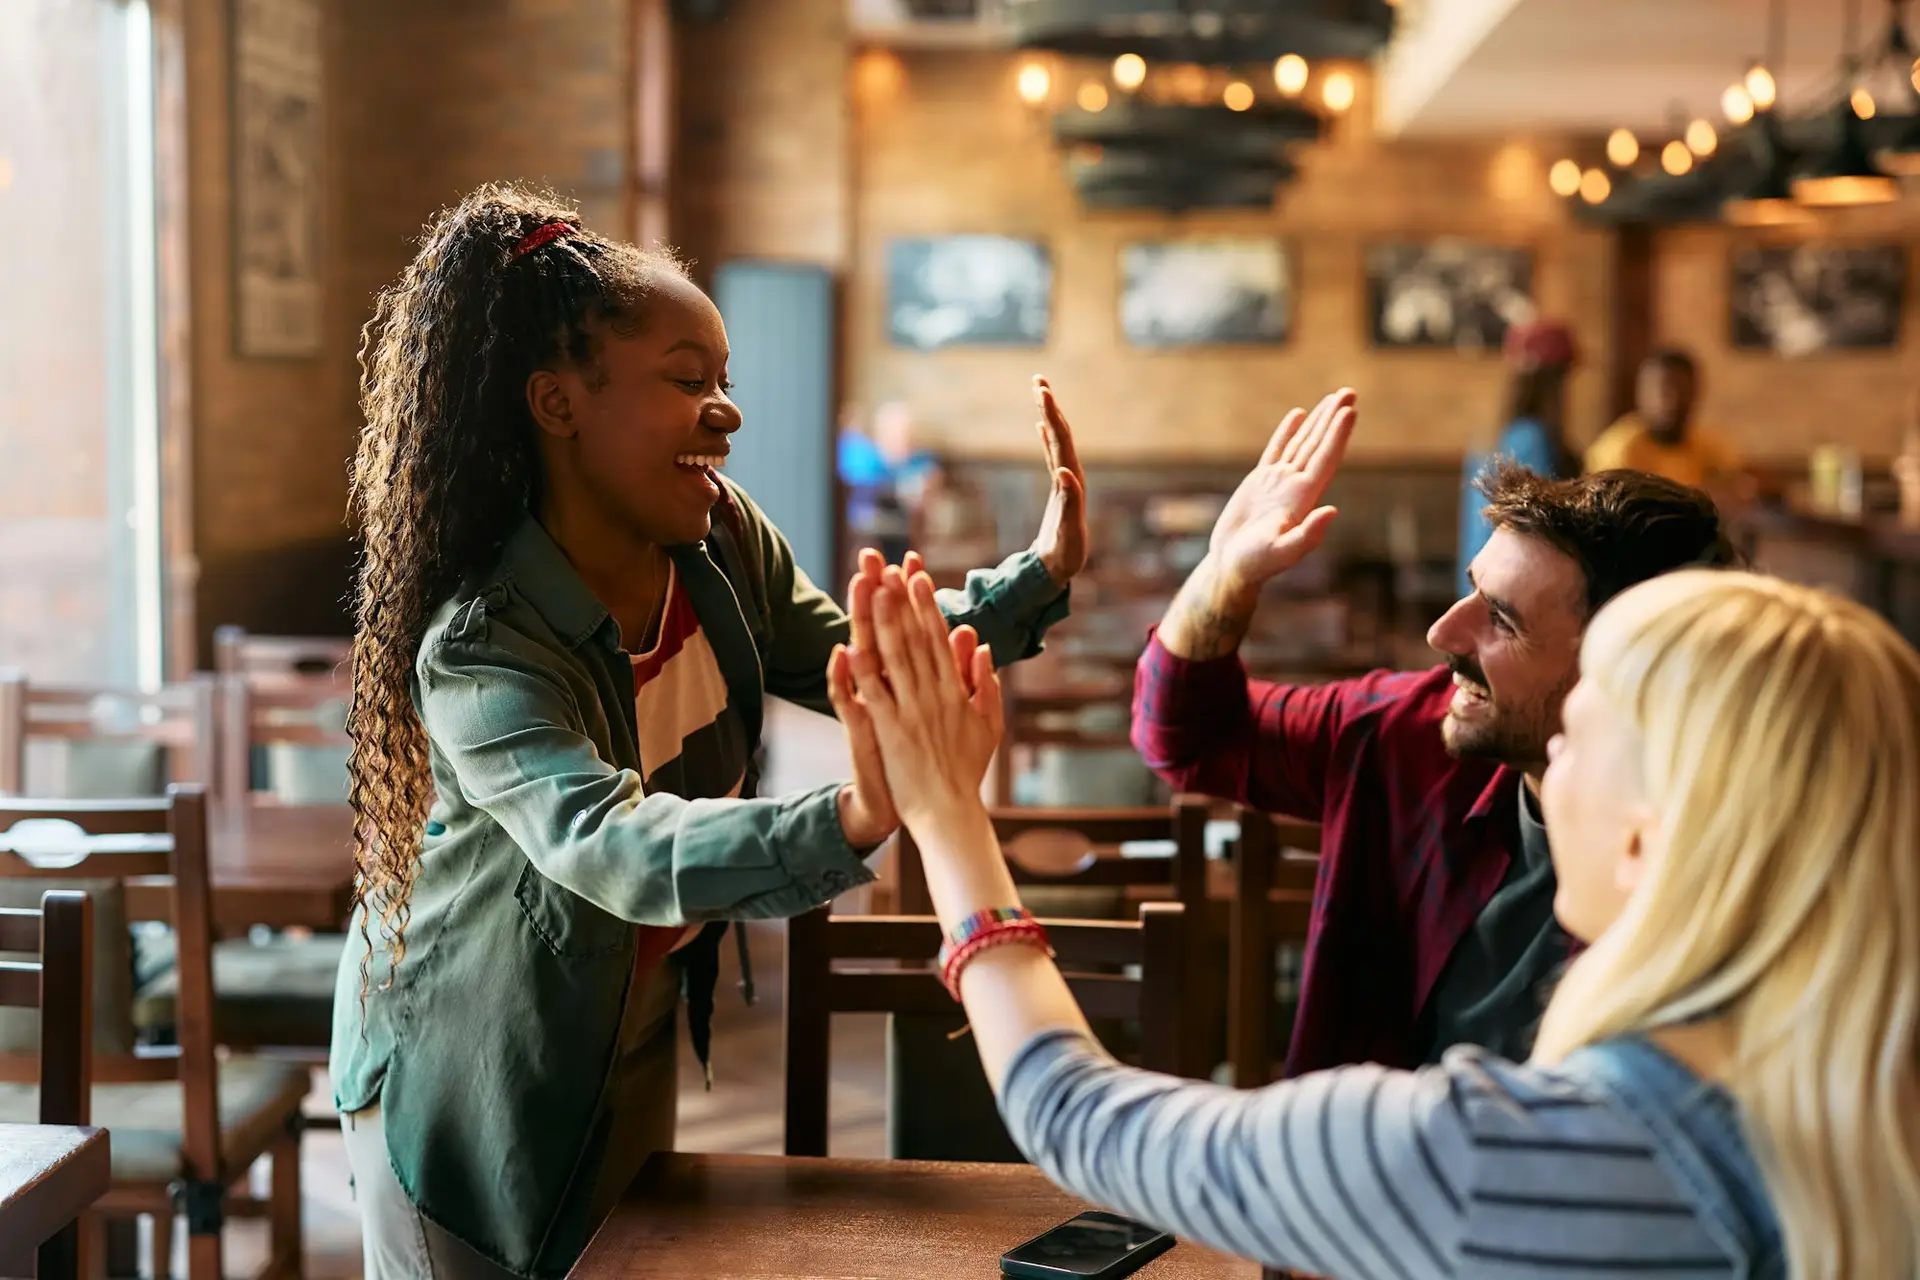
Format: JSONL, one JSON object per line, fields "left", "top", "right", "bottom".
{"left": 1726, "top": 109, "right": 1814, "bottom": 225}
{"left": 1862, "top": 0, "right": 1920, "bottom": 174}
{"left": 1795, "top": 101, "right": 1901, "bottom": 202}
{"left": 1723, "top": 0, "right": 1812, "bottom": 224}
{"left": 1794, "top": 0, "right": 1900, "bottom": 203}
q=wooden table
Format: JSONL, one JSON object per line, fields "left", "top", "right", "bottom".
{"left": 124, "top": 803, "right": 356, "bottom": 931}
{"left": 0, "top": 1124, "right": 109, "bottom": 1269}
{"left": 572, "top": 1153, "right": 1258, "bottom": 1279}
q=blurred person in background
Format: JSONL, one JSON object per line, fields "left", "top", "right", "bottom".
{"left": 1586, "top": 348, "right": 1754, "bottom": 507}
{"left": 1457, "top": 318, "right": 1581, "bottom": 596}
{"left": 838, "top": 400, "right": 941, "bottom": 566}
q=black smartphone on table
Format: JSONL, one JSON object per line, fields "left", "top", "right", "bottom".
{"left": 1000, "top": 1211, "right": 1176, "bottom": 1279}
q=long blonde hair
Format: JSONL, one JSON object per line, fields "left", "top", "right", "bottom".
{"left": 1532, "top": 570, "right": 1920, "bottom": 1278}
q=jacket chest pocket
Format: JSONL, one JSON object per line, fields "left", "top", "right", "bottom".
{"left": 514, "top": 862, "right": 630, "bottom": 959}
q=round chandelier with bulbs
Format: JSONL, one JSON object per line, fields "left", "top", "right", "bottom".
{"left": 1004, "top": 2, "right": 1394, "bottom": 212}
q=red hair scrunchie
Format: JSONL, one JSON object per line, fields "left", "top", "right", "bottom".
{"left": 510, "top": 220, "right": 575, "bottom": 258}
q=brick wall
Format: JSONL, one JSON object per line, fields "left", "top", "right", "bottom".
{"left": 184, "top": 0, "right": 642, "bottom": 657}
{"left": 676, "top": 7, "right": 1920, "bottom": 469}
{"left": 1653, "top": 205, "right": 1920, "bottom": 462}
{"left": 185, "top": 0, "right": 359, "bottom": 657}
{"left": 673, "top": 0, "right": 849, "bottom": 278}
{"left": 846, "top": 53, "right": 1612, "bottom": 462}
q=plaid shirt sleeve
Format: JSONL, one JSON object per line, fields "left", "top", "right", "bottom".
{"left": 1131, "top": 628, "right": 1370, "bottom": 821}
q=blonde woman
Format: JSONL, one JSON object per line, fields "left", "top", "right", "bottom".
{"left": 828, "top": 564, "right": 1920, "bottom": 1279}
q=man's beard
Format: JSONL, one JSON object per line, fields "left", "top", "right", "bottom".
{"left": 1440, "top": 654, "right": 1565, "bottom": 772}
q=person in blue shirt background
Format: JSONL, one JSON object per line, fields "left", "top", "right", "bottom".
{"left": 1459, "top": 318, "right": 1581, "bottom": 596}
{"left": 838, "top": 401, "right": 940, "bottom": 566}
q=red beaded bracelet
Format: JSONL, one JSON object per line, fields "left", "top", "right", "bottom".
{"left": 938, "top": 912, "right": 1054, "bottom": 1000}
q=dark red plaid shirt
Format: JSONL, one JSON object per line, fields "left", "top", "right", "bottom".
{"left": 1131, "top": 631, "right": 1523, "bottom": 1076}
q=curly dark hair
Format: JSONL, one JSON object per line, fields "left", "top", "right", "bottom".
{"left": 1476, "top": 461, "right": 1744, "bottom": 616}
{"left": 346, "top": 183, "right": 687, "bottom": 996}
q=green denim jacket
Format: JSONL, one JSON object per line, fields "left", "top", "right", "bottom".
{"left": 329, "top": 478, "right": 1068, "bottom": 1276}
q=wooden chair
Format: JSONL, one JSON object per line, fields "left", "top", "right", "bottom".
{"left": 783, "top": 901, "right": 1187, "bottom": 1159}
{"left": 0, "top": 787, "right": 308, "bottom": 1280}
{"left": 0, "top": 889, "right": 95, "bottom": 1280}
{"left": 0, "top": 671, "right": 217, "bottom": 799}
{"left": 212, "top": 628, "right": 351, "bottom": 808}
{"left": 179, "top": 629, "right": 350, "bottom": 1058}
{"left": 894, "top": 800, "right": 1212, "bottom": 1077}
{"left": 1228, "top": 808, "right": 1323, "bottom": 1089}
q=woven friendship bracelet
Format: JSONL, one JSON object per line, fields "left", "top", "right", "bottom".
{"left": 938, "top": 908, "right": 1053, "bottom": 1000}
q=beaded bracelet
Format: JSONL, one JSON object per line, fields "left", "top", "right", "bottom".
{"left": 937, "top": 907, "right": 1054, "bottom": 1000}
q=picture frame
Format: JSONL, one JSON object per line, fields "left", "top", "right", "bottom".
{"left": 1728, "top": 242, "right": 1905, "bottom": 357}
{"left": 886, "top": 236, "right": 1052, "bottom": 350}
{"left": 231, "top": 0, "right": 323, "bottom": 358}
{"left": 1364, "top": 239, "right": 1535, "bottom": 352}
{"left": 1119, "top": 239, "right": 1292, "bottom": 347}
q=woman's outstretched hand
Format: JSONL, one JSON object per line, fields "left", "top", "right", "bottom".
{"left": 827, "top": 567, "right": 1003, "bottom": 827}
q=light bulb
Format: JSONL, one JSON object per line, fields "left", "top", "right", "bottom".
{"left": 1686, "top": 119, "right": 1718, "bottom": 155}
{"left": 1113, "top": 53, "right": 1146, "bottom": 91}
{"left": 1606, "top": 128, "right": 1640, "bottom": 167}
{"left": 1077, "top": 82, "right": 1108, "bottom": 112}
{"left": 1273, "top": 54, "right": 1309, "bottom": 97}
{"left": 1662, "top": 140, "right": 1693, "bottom": 175}
{"left": 1854, "top": 87, "right": 1877, "bottom": 119}
{"left": 1548, "top": 159, "right": 1582, "bottom": 196}
{"left": 1173, "top": 63, "right": 1210, "bottom": 102}
{"left": 1322, "top": 69, "right": 1356, "bottom": 114}
{"left": 1722, "top": 83, "right": 1754, "bottom": 123}
{"left": 1580, "top": 168, "right": 1611, "bottom": 204}
{"left": 1745, "top": 64, "right": 1776, "bottom": 110}
{"left": 1016, "top": 62, "right": 1051, "bottom": 105}
{"left": 1223, "top": 81, "right": 1254, "bottom": 112}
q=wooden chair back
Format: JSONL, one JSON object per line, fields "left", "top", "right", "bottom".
{"left": 0, "top": 888, "right": 94, "bottom": 1280}
{"left": 894, "top": 798, "right": 1207, "bottom": 916}
{"left": 213, "top": 628, "right": 352, "bottom": 806}
{"left": 212, "top": 627, "right": 350, "bottom": 682}
{"left": 989, "top": 667, "right": 1135, "bottom": 804}
{"left": 0, "top": 670, "right": 217, "bottom": 798}
{"left": 1228, "top": 807, "right": 1323, "bottom": 1089}
{"left": 0, "top": 788, "right": 219, "bottom": 1168}
{"left": 896, "top": 799, "right": 1209, "bottom": 1074}
{"left": 783, "top": 901, "right": 1185, "bottom": 1158}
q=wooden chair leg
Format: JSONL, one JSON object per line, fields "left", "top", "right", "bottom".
{"left": 183, "top": 1233, "right": 221, "bottom": 1280}
{"left": 148, "top": 1208, "right": 174, "bottom": 1280}
{"left": 83, "top": 1213, "right": 109, "bottom": 1280}
{"left": 270, "top": 1130, "right": 303, "bottom": 1280}
{"left": 37, "top": 1221, "right": 80, "bottom": 1280}
{"left": 105, "top": 1218, "right": 140, "bottom": 1279}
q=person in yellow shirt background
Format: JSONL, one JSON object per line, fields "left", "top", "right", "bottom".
{"left": 1586, "top": 348, "right": 1755, "bottom": 507}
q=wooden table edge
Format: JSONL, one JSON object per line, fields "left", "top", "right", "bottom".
{"left": 0, "top": 1125, "right": 110, "bottom": 1255}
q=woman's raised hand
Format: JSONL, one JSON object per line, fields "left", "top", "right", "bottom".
{"left": 828, "top": 568, "right": 1003, "bottom": 827}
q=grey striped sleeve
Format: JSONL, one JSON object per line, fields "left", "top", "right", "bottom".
{"left": 997, "top": 1031, "right": 1741, "bottom": 1279}
{"left": 998, "top": 1030, "right": 1473, "bottom": 1277}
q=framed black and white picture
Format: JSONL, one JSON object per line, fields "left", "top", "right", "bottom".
{"left": 886, "top": 236, "right": 1051, "bottom": 350}
{"left": 1365, "top": 240, "right": 1534, "bottom": 352}
{"left": 1120, "top": 239, "right": 1291, "bottom": 347}
{"left": 232, "top": 0, "right": 324, "bottom": 358}
{"left": 1729, "top": 243, "right": 1905, "bottom": 357}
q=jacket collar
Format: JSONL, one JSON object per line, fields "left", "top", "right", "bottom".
{"left": 497, "top": 515, "right": 618, "bottom": 652}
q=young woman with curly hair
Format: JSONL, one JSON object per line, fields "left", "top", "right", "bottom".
{"left": 331, "top": 183, "right": 1087, "bottom": 1278}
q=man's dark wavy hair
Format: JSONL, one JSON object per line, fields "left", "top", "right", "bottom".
{"left": 1477, "top": 463, "right": 1745, "bottom": 616}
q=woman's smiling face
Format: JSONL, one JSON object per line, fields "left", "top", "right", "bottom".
{"left": 530, "top": 272, "right": 743, "bottom": 547}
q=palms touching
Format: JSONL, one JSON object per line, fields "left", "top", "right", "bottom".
{"left": 1208, "top": 388, "right": 1357, "bottom": 596}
